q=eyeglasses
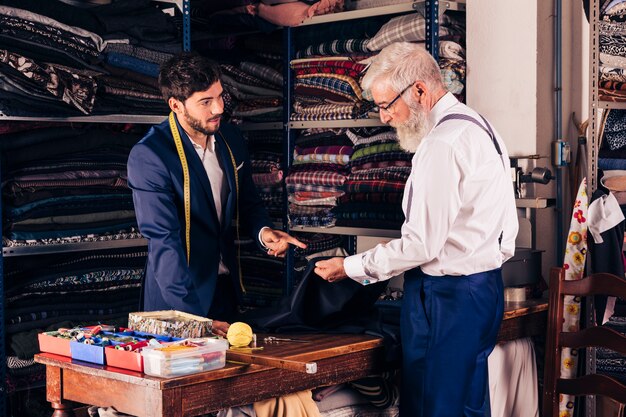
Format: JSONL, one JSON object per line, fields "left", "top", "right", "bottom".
{"left": 379, "top": 83, "right": 414, "bottom": 112}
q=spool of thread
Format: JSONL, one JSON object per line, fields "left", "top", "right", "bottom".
{"left": 227, "top": 322, "right": 254, "bottom": 347}
{"left": 84, "top": 339, "right": 94, "bottom": 345}
{"left": 504, "top": 287, "right": 527, "bottom": 302}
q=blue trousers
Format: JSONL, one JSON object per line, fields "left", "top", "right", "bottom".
{"left": 400, "top": 268, "right": 504, "bottom": 417}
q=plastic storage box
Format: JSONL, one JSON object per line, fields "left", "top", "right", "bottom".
{"left": 141, "top": 338, "right": 228, "bottom": 377}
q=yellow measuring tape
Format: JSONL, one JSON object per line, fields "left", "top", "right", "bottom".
{"left": 168, "top": 112, "right": 245, "bottom": 292}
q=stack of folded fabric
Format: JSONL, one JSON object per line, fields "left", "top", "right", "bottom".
{"left": 599, "top": 109, "right": 626, "bottom": 172}
{"left": 334, "top": 127, "right": 410, "bottom": 229}
{"left": 291, "top": 56, "right": 376, "bottom": 121}
{"left": 599, "top": 0, "right": 626, "bottom": 102}
{"left": 364, "top": 11, "right": 467, "bottom": 101}
{"left": 286, "top": 129, "right": 353, "bottom": 227}
{"left": 245, "top": 130, "right": 284, "bottom": 222}
{"left": 291, "top": 36, "right": 377, "bottom": 121}
{"left": 0, "top": 0, "right": 178, "bottom": 116}
{"left": 1, "top": 124, "right": 142, "bottom": 244}
{"left": 597, "top": 314, "right": 626, "bottom": 384}
{"left": 221, "top": 61, "right": 283, "bottom": 123}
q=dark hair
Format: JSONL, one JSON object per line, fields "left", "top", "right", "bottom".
{"left": 158, "top": 52, "right": 222, "bottom": 103}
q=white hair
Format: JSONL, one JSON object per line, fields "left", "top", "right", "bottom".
{"left": 361, "top": 42, "right": 445, "bottom": 94}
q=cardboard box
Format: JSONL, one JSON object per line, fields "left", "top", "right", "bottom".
{"left": 128, "top": 310, "right": 212, "bottom": 338}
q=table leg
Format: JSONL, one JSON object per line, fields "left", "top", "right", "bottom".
{"left": 51, "top": 401, "right": 75, "bottom": 417}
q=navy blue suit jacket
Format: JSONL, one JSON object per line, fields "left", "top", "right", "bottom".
{"left": 127, "top": 115, "right": 274, "bottom": 317}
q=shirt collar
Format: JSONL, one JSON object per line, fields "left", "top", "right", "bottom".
{"left": 189, "top": 135, "right": 216, "bottom": 153}
{"left": 428, "top": 91, "right": 459, "bottom": 127}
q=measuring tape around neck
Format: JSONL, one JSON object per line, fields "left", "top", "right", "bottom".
{"left": 169, "top": 112, "right": 245, "bottom": 292}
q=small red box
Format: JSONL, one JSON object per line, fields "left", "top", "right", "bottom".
{"left": 38, "top": 332, "right": 71, "bottom": 357}
{"left": 105, "top": 345, "right": 144, "bottom": 372}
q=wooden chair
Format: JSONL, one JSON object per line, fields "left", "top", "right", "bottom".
{"left": 542, "top": 267, "right": 626, "bottom": 417}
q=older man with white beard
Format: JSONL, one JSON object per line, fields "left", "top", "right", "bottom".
{"left": 314, "top": 42, "right": 518, "bottom": 417}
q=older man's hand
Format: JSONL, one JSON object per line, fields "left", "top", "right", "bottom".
{"left": 314, "top": 257, "right": 348, "bottom": 282}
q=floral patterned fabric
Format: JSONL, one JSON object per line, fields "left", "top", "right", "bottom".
{"left": 559, "top": 179, "right": 589, "bottom": 416}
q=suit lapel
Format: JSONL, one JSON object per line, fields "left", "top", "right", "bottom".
{"left": 214, "top": 131, "right": 236, "bottom": 233}
{"left": 173, "top": 114, "right": 220, "bottom": 228}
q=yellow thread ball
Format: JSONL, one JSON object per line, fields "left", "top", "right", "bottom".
{"left": 227, "top": 322, "right": 253, "bottom": 347}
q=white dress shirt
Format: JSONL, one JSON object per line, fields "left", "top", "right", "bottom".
{"left": 344, "top": 92, "right": 518, "bottom": 283}
{"left": 190, "top": 135, "right": 230, "bottom": 275}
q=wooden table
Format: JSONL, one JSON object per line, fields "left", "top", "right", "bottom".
{"left": 35, "top": 300, "right": 548, "bottom": 417}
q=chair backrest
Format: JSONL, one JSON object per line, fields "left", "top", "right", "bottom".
{"left": 542, "top": 267, "right": 626, "bottom": 417}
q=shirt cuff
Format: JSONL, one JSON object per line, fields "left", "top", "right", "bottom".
{"left": 258, "top": 227, "right": 271, "bottom": 249}
{"left": 344, "top": 254, "right": 378, "bottom": 285}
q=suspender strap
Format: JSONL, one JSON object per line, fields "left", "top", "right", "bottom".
{"left": 436, "top": 113, "right": 503, "bottom": 158}
{"left": 434, "top": 112, "right": 505, "bottom": 246}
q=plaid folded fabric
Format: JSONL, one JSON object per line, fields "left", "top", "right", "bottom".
{"left": 287, "top": 184, "right": 343, "bottom": 194}
{"left": 351, "top": 159, "right": 412, "bottom": 173}
{"left": 600, "top": 88, "right": 626, "bottom": 102}
{"left": 297, "top": 73, "right": 363, "bottom": 99}
{"left": 286, "top": 171, "right": 347, "bottom": 186}
{"left": 347, "top": 170, "right": 409, "bottom": 182}
{"left": 288, "top": 195, "right": 338, "bottom": 206}
{"left": 290, "top": 112, "right": 370, "bottom": 121}
{"left": 351, "top": 151, "right": 413, "bottom": 166}
{"left": 240, "top": 61, "right": 283, "bottom": 87}
{"left": 293, "top": 153, "right": 351, "bottom": 165}
{"left": 347, "top": 129, "right": 397, "bottom": 146}
{"left": 289, "top": 215, "right": 336, "bottom": 228}
{"left": 344, "top": 179, "right": 407, "bottom": 193}
{"left": 351, "top": 142, "right": 403, "bottom": 160}
{"left": 293, "top": 101, "right": 356, "bottom": 115}
{"left": 289, "top": 204, "right": 334, "bottom": 216}
{"left": 366, "top": 13, "right": 456, "bottom": 51}
{"left": 296, "top": 77, "right": 361, "bottom": 101}
{"left": 295, "top": 145, "right": 354, "bottom": 156}
{"left": 290, "top": 163, "right": 349, "bottom": 173}
{"left": 295, "top": 66, "right": 362, "bottom": 79}
{"left": 339, "top": 192, "right": 404, "bottom": 204}
{"left": 350, "top": 166, "right": 411, "bottom": 176}
{"left": 296, "top": 39, "right": 370, "bottom": 58}
{"left": 291, "top": 59, "right": 367, "bottom": 73}
{"left": 221, "top": 64, "right": 274, "bottom": 90}
{"left": 252, "top": 171, "right": 283, "bottom": 186}
{"left": 295, "top": 85, "right": 356, "bottom": 102}
{"left": 251, "top": 160, "right": 281, "bottom": 173}
{"left": 295, "top": 191, "right": 345, "bottom": 199}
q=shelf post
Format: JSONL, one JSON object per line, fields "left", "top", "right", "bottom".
{"left": 283, "top": 27, "right": 296, "bottom": 295}
{"left": 424, "top": 0, "right": 439, "bottom": 61}
{"left": 182, "top": 0, "right": 191, "bottom": 52}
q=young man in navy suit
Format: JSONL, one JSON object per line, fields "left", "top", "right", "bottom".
{"left": 128, "top": 53, "right": 305, "bottom": 336}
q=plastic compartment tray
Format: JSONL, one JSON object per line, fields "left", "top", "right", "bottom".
{"left": 141, "top": 338, "right": 228, "bottom": 377}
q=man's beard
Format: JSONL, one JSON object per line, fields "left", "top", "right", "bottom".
{"left": 391, "top": 103, "right": 432, "bottom": 153}
{"left": 183, "top": 107, "right": 220, "bottom": 136}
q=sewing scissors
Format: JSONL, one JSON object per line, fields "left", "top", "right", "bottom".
{"left": 263, "top": 336, "right": 311, "bottom": 343}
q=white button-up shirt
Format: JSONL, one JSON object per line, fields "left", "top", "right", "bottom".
{"left": 190, "top": 135, "right": 230, "bottom": 275}
{"left": 344, "top": 92, "right": 518, "bottom": 283}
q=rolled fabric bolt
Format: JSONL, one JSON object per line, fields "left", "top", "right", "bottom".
{"left": 227, "top": 322, "right": 254, "bottom": 348}
{"left": 115, "top": 345, "right": 125, "bottom": 350}
{"left": 84, "top": 339, "right": 94, "bottom": 345}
